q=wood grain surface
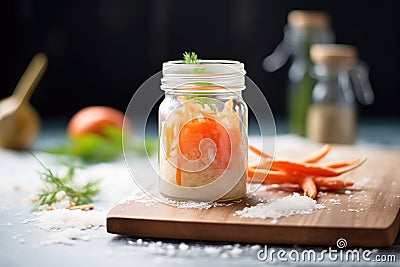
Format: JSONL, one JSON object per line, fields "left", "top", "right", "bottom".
{"left": 107, "top": 144, "right": 400, "bottom": 247}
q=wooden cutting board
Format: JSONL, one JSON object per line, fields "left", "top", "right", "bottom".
{"left": 107, "top": 144, "right": 400, "bottom": 247}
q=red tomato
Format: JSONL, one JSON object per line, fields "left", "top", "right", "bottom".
{"left": 67, "top": 106, "right": 128, "bottom": 137}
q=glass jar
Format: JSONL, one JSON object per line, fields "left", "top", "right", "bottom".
{"left": 158, "top": 60, "right": 248, "bottom": 202}
{"left": 306, "top": 44, "right": 374, "bottom": 144}
{"left": 263, "top": 10, "right": 335, "bottom": 136}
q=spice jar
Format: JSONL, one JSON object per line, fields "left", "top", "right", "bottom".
{"left": 158, "top": 60, "right": 248, "bottom": 202}
{"left": 306, "top": 44, "right": 374, "bottom": 144}
{"left": 263, "top": 10, "right": 335, "bottom": 136}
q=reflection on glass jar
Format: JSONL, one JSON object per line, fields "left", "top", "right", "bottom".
{"left": 158, "top": 60, "right": 248, "bottom": 202}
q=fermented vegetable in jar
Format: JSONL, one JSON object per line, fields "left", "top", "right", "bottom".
{"left": 158, "top": 58, "right": 248, "bottom": 202}
{"left": 306, "top": 44, "right": 374, "bottom": 144}
{"left": 264, "top": 10, "right": 335, "bottom": 136}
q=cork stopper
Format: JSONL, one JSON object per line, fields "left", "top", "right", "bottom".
{"left": 288, "top": 10, "right": 331, "bottom": 29}
{"left": 310, "top": 44, "right": 358, "bottom": 65}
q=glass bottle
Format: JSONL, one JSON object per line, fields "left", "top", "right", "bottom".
{"left": 263, "top": 10, "right": 335, "bottom": 136}
{"left": 158, "top": 60, "right": 248, "bottom": 202}
{"left": 306, "top": 44, "right": 374, "bottom": 144}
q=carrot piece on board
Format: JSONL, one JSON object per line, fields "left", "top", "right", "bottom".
{"left": 247, "top": 167, "right": 304, "bottom": 184}
{"left": 301, "top": 177, "right": 317, "bottom": 199}
{"left": 325, "top": 159, "right": 361, "bottom": 169}
{"left": 271, "top": 158, "right": 366, "bottom": 177}
{"left": 314, "top": 178, "right": 354, "bottom": 189}
{"left": 301, "top": 144, "right": 331, "bottom": 163}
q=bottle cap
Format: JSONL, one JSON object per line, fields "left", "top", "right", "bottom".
{"left": 288, "top": 10, "right": 330, "bottom": 29}
{"left": 310, "top": 44, "right": 358, "bottom": 65}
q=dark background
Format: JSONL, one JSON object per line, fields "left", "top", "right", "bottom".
{"left": 1, "top": 0, "right": 399, "bottom": 120}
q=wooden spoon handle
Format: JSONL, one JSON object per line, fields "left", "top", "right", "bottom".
{"left": 14, "top": 53, "right": 48, "bottom": 104}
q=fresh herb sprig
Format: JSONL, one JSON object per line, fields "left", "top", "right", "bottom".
{"left": 182, "top": 51, "right": 199, "bottom": 64}
{"left": 181, "top": 52, "right": 216, "bottom": 111}
{"left": 32, "top": 154, "right": 100, "bottom": 208}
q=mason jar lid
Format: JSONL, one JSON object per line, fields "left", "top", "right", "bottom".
{"left": 288, "top": 10, "right": 331, "bottom": 29}
{"left": 310, "top": 44, "right": 358, "bottom": 65}
{"left": 161, "top": 60, "right": 246, "bottom": 92}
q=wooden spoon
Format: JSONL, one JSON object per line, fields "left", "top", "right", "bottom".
{"left": 0, "top": 53, "right": 48, "bottom": 150}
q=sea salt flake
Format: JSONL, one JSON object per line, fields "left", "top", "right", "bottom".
{"left": 235, "top": 193, "right": 325, "bottom": 220}
{"left": 37, "top": 209, "right": 105, "bottom": 230}
{"left": 250, "top": 244, "right": 261, "bottom": 250}
{"left": 179, "top": 243, "right": 189, "bottom": 251}
{"left": 329, "top": 199, "right": 341, "bottom": 205}
{"left": 204, "top": 246, "right": 221, "bottom": 255}
{"left": 41, "top": 228, "right": 90, "bottom": 246}
{"left": 229, "top": 247, "right": 243, "bottom": 257}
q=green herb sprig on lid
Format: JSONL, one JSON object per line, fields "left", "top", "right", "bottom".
{"left": 182, "top": 52, "right": 199, "bottom": 64}
{"left": 181, "top": 52, "right": 217, "bottom": 111}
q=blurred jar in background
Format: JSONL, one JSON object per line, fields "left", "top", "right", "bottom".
{"left": 307, "top": 44, "right": 374, "bottom": 144}
{"left": 264, "top": 10, "right": 335, "bottom": 136}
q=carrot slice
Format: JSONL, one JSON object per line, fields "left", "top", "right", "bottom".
{"left": 314, "top": 178, "right": 354, "bottom": 189}
{"left": 271, "top": 158, "right": 366, "bottom": 177}
{"left": 301, "top": 177, "right": 317, "bottom": 199}
{"left": 325, "top": 160, "right": 359, "bottom": 169}
{"left": 249, "top": 145, "right": 272, "bottom": 159}
{"left": 178, "top": 116, "right": 231, "bottom": 171}
{"left": 176, "top": 167, "right": 182, "bottom": 186}
{"left": 301, "top": 144, "right": 331, "bottom": 163}
{"left": 247, "top": 167, "right": 303, "bottom": 184}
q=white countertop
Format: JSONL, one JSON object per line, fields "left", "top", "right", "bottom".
{"left": 1, "top": 118, "right": 399, "bottom": 267}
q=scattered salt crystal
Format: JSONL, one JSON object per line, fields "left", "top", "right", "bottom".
{"left": 166, "top": 249, "right": 175, "bottom": 256}
{"left": 221, "top": 252, "right": 229, "bottom": 258}
{"left": 348, "top": 209, "right": 359, "bottom": 212}
{"left": 250, "top": 244, "right": 261, "bottom": 250}
{"left": 344, "top": 190, "right": 352, "bottom": 195}
{"left": 6, "top": 222, "right": 12, "bottom": 227}
{"left": 236, "top": 193, "right": 325, "bottom": 220}
{"left": 41, "top": 228, "right": 90, "bottom": 246}
{"left": 223, "top": 244, "right": 233, "bottom": 249}
{"left": 136, "top": 239, "right": 143, "bottom": 245}
{"left": 204, "top": 246, "right": 221, "bottom": 255}
{"left": 55, "top": 190, "right": 67, "bottom": 201}
{"left": 165, "top": 244, "right": 173, "bottom": 250}
{"left": 229, "top": 247, "right": 242, "bottom": 257}
{"left": 27, "top": 230, "right": 32, "bottom": 234}
{"left": 18, "top": 238, "right": 25, "bottom": 244}
{"left": 156, "top": 241, "right": 162, "bottom": 246}
{"left": 329, "top": 199, "right": 341, "bottom": 205}
{"left": 52, "top": 199, "right": 70, "bottom": 209}
{"left": 37, "top": 209, "right": 105, "bottom": 230}
{"left": 127, "top": 240, "right": 134, "bottom": 245}
{"left": 179, "top": 243, "right": 189, "bottom": 251}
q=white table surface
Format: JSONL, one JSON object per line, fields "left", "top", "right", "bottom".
{"left": 1, "top": 118, "right": 399, "bottom": 267}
